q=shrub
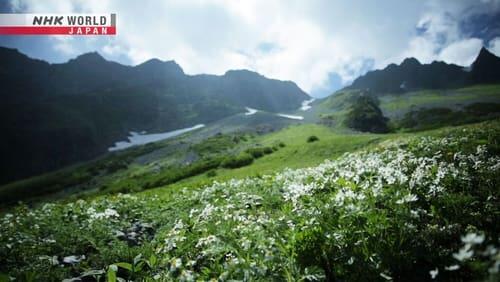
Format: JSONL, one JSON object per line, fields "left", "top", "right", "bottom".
{"left": 245, "top": 146, "right": 275, "bottom": 159}
{"left": 144, "top": 158, "right": 222, "bottom": 189}
{"left": 105, "top": 160, "right": 129, "bottom": 173}
{"left": 397, "top": 103, "right": 500, "bottom": 131}
{"left": 344, "top": 94, "right": 389, "bottom": 133}
{"left": 221, "top": 153, "right": 254, "bottom": 168}
{"left": 206, "top": 170, "right": 217, "bottom": 177}
{"left": 263, "top": 147, "right": 274, "bottom": 154}
{"left": 307, "top": 135, "right": 319, "bottom": 143}
{"left": 246, "top": 147, "right": 265, "bottom": 158}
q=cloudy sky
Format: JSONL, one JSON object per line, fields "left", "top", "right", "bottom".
{"left": 1, "top": 0, "right": 500, "bottom": 97}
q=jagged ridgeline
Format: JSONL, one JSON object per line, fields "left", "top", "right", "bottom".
{"left": 0, "top": 47, "right": 309, "bottom": 184}
{"left": 317, "top": 47, "right": 500, "bottom": 132}
{"left": 347, "top": 47, "right": 500, "bottom": 93}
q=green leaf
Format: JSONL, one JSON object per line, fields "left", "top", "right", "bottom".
{"left": 107, "top": 265, "right": 117, "bottom": 282}
{"left": 133, "top": 254, "right": 143, "bottom": 265}
{"left": 148, "top": 254, "right": 157, "bottom": 268}
{"left": 135, "top": 261, "right": 145, "bottom": 272}
{"left": 81, "top": 269, "right": 105, "bottom": 277}
{"left": 0, "top": 273, "right": 10, "bottom": 282}
{"left": 115, "top": 262, "right": 133, "bottom": 271}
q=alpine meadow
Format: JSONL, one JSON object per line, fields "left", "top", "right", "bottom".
{"left": 0, "top": 1, "right": 500, "bottom": 281}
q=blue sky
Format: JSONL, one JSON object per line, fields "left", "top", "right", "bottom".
{"left": 1, "top": 0, "right": 500, "bottom": 97}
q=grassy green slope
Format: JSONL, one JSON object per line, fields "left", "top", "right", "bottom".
{"left": 74, "top": 124, "right": 386, "bottom": 202}
{"left": 172, "top": 124, "right": 382, "bottom": 185}
{"left": 0, "top": 122, "right": 380, "bottom": 206}
{"left": 315, "top": 84, "right": 500, "bottom": 130}
{"left": 379, "top": 84, "right": 500, "bottom": 118}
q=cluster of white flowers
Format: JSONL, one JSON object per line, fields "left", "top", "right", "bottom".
{"left": 164, "top": 219, "right": 187, "bottom": 252}
{"left": 450, "top": 231, "right": 500, "bottom": 275}
{"left": 195, "top": 235, "right": 218, "bottom": 248}
{"left": 87, "top": 207, "right": 120, "bottom": 220}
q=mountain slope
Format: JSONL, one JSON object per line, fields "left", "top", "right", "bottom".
{"left": 315, "top": 48, "right": 500, "bottom": 132}
{"left": 469, "top": 47, "right": 500, "bottom": 84}
{"left": 0, "top": 47, "right": 309, "bottom": 184}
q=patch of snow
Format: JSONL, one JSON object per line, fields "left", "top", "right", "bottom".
{"left": 245, "top": 107, "right": 258, "bottom": 115}
{"left": 300, "top": 98, "right": 315, "bottom": 111}
{"left": 276, "top": 114, "right": 304, "bottom": 120}
{"left": 109, "top": 124, "right": 205, "bottom": 151}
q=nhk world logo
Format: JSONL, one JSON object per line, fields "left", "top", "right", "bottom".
{"left": 0, "top": 13, "right": 116, "bottom": 35}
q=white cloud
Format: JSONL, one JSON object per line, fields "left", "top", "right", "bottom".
{"left": 395, "top": 0, "right": 500, "bottom": 66}
{"left": 438, "top": 38, "right": 483, "bottom": 66}
{"left": 51, "top": 36, "right": 78, "bottom": 55}
{"left": 6, "top": 0, "right": 500, "bottom": 96}
{"left": 488, "top": 37, "right": 500, "bottom": 56}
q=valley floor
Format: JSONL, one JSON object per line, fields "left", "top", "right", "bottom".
{"left": 1, "top": 120, "right": 499, "bottom": 281}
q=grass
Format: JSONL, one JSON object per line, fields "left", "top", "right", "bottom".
{"left": 157, "top": 124, "right": 386, "bottom": 192}
{"left": 1, "top": 119, "right": 498, "bottom": 281}
{"left": 314, "top": 84, "right": 500, "bottom": 133}
{"left": 395, "top": 103, "right": 500, "bottom": 132}
{"left": 0, "top": 140, "right": 167, "bottom": 207}
{"left": 316, "top": 84, "right": 500, "bottom": 119}
{"left": 379, "top": 84, "right": 500, "bottom": 117}
{"left": 0, "top": 121, "right": 386, "bottom": 208}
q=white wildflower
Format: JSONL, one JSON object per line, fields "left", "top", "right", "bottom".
{"left": 396, "top": 194, "right": 418, "bottom": 204}
{"left": 170, "top": 257, "right": 182, "bottom": 272}
{"left": 445, "top": 265, "right": 460, "bottom": 271}
{"left": 429, "top": 268, "right": 438, "bottom": 279}
{"left": 196, "top": 235, "right": 218, "bottom": 248}
{"left": 63, "top": 255, "right": 85, "bottom": 264}
{"left": 453, "top": 245, "right": 474, "bottom": 261}
{"left": 461, "top": 233, "right": 485, "bottom": 245}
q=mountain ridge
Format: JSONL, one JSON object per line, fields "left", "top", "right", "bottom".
{"left": 346, "top": 47, "right": 500, "bottom": 94}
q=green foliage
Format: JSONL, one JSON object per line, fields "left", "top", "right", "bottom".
{"left": 344, "top": 94, "right": 390, "bottom": 133}
{"left": 0, "top": 120, "right": 498, "bottom": 281}
{"left": 245, "top": 146, "right": 275, "bottom": 159}
{"left": 191, "top": 134, "right": 241, "bottom": 155}
{"left": 307, "top": 135, "right": 319, "bottom": 143}
{"left": 144, "top": 158, "right": 222, "bottom": 189}
{"left": 0, "top": 124, "right": 382, "bottom": 205}
{"left": 221, "top": 153, "right": 254, "bottom": 168}
{"left": 103, "top": 160, "right": 129, "bottom": 174}
{"left": 397, "top": 103, "right": 500, "bottom": 131}
{"left": 0, "top": 142, "right": 163, "bottom": 206}
{"left": 206, "top": 170, "right": 217, "bottom": 178}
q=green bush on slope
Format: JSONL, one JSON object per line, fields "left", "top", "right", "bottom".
{"left": 344, "top": 95, "right": 390, "bottom": 133}
{"left": 397, "top": 102, "right": 500, "bottom": 131}
{"left": 221, "top": 153, "right": 254, "bottom": 168}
